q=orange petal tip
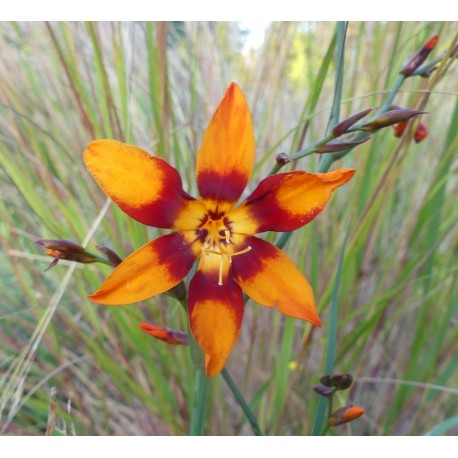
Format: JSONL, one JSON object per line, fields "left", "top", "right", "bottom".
{"left": 424, "top": 35, "right": 439, "bottom": 51}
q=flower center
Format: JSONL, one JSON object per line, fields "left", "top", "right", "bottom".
{"left": 200, "top": 218, "right": 251, "bottom": 286}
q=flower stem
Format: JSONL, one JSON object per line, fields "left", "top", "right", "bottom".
{"left": 221, "top": 369, "right": 263, "bottom": 436}
{"left": 180, "top": 297, "right": 260, "bottom": 436}
{"left": 190, "top": 367, "right": 210, "bottom": 435}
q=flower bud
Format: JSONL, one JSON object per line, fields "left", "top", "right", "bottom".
{"left": 316, "top": 137, "right": 370, "bottom": 154}
{"left": 276, "top": 152, "right": 292, "bottom": 166}
{"left": 414, "top": 122, "right": 428, "bottom": 143}
{"left": 392, "top": 121, "right": 408, "bottom": 138}
{"left": 360, "top": 109, "right": 425, "bottom": 131}
{"left": 393, "top": 121, "right": 428, "bottom": 143}
{"left": 328, "top": 405, "right": 364, "bottom": 427}
{"left": 139, "top": 322, "right": 189, "bottom": 345}
{"left": 400, "top": 35, "right": 439, "bottom": 77}
{"left": 36, "top": 239, "right": 98, "bottom": 271}
{"left": 96, "top": 245, "right": 123, "bottom": 267}
{"left": 313, "top": 385, "right": 334, "bottom": 398}
{"left": 320, "top": 373, "right": 353, "bottom": 390}
{"left": 332, "top": 108, "right": 375, "bottom": 137}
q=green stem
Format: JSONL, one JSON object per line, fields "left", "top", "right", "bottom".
{"left": 179, "top": 298, "right": 259, "bottom": 436}
{"left": 326, "top": 21, "right": 347, "bottom": 134}
{"left": 190, "top": 367, "right": 210, "bottom": 435}
{"left": 92, "top": 255, "right": 114, "bottom": 266}
{"left": 222, "top": 369, "right": 264, "bottom": 436}
{"left": 268, "top": 133, "right": 336, "bottom": 176}
{"left": 379, "top": 74, "right": 406, "bottom": 112}
{"left": 179, "top": 297, "right": 209, "bottom": 435}
{"left": 311, "top": 223, "right": 351, "bottom": 435}
{"left": 320, "top": 396, "right": 334, "bottom": 436}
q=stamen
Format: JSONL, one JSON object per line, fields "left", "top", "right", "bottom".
{"left": 230, "top": 246, "right": 252, "bottom": 257}
{"left": 218, "top": 255, "right": 225, "bottom": 286}
{"left": 199, "top": 221, "right": 252, "bottom": 286}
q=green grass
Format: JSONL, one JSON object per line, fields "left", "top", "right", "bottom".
{"left": 0, "top": 21, "right": 457, "bottom": 436}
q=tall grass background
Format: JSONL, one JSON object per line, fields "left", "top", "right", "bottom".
{"left": 0, "top": 21, "right": 457, "bottom": 436}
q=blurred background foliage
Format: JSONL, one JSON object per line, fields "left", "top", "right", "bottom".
{"left": 0, "top": 21, "right": 457, "bottom": 435}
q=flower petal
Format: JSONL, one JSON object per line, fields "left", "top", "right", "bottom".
{"left": 196, "top": 83, "right": 255, "bottom": 212}
{"left": 89, "top": 231, "right": 199, "bottom": 305}
{"left": 84, "top": 140, "right": 206, "bottom": 229}
{"left": 231, "top": 236, "right": 321, "bottom": 326}
{"left": 188, "top": 251, "right": 244, "bottom": 376}
{"left": 228, "top": 169, "right": 355, "bottom": 234}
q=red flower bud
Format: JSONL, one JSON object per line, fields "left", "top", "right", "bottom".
{"left": 392, "top": 121, "right": 408, "bottom": 137}
{"left": 414, "top": 122, "right": 428, "bottom": 143}
{"left": 139, "top": 322, "right": 189, "bottom": 345}
{"left": 393, "top": 121, "right": 428, "bottom": 143}
{"left": 400, "top": 35, "right": 439, "bottom": 77}
{"left": 328, "top": 405, "right": 364, "bottom": 427}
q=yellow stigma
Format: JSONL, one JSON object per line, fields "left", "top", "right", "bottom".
{"left": 200, "top": 220, "right": 251, "bottom": 286}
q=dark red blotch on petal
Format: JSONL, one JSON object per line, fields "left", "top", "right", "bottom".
{"left": 198, "top": 170, "right": 249, "bottom": 204}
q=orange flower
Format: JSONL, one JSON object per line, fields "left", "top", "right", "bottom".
{"left": 84, "top": 83, "right": 355, "bottom": 376}
{"left": 139, "top": 322, "right": 189, "bottom": 345}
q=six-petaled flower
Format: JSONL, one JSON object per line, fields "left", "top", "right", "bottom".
{"left": 84, "top": 83, "right": 355, "bottom": 376}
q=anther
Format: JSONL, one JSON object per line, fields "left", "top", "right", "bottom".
{"left": 201, "top": 238, "right": 252, "bottom": 287}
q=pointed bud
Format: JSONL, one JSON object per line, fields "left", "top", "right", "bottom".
{"left": 276, "top": 152, "right": 292, "bottom": 166}
{"left": 360, "top": 109, "right": 425, "bottom": 132}
{"left": 332, "top": 108, "right": 375, "bottom": 137}
{"left": 328, "top": 405, "right": 364, "bottom": 427}
{"left": 400, "top": 35, "right": 439, "bottom": 77}
{"left": 316, "top": 137, "right": 371, "bottom": 154}
{"left": 320, "top": 373, "right": 354, "bottom": 390}
{"left": 36, "top": 239, "right": 98, "bottom": 271}
{"left": 414, "top": 122, "right": 428, "bottom": 143}
{"left": 96, "top": 245, "right": 123, "bottom": 267}
{"left": 139, "top": 322, "right": 189, "bottom": 345}
{"left": 313, "top": 385, "right": 334, "bottom": 398}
